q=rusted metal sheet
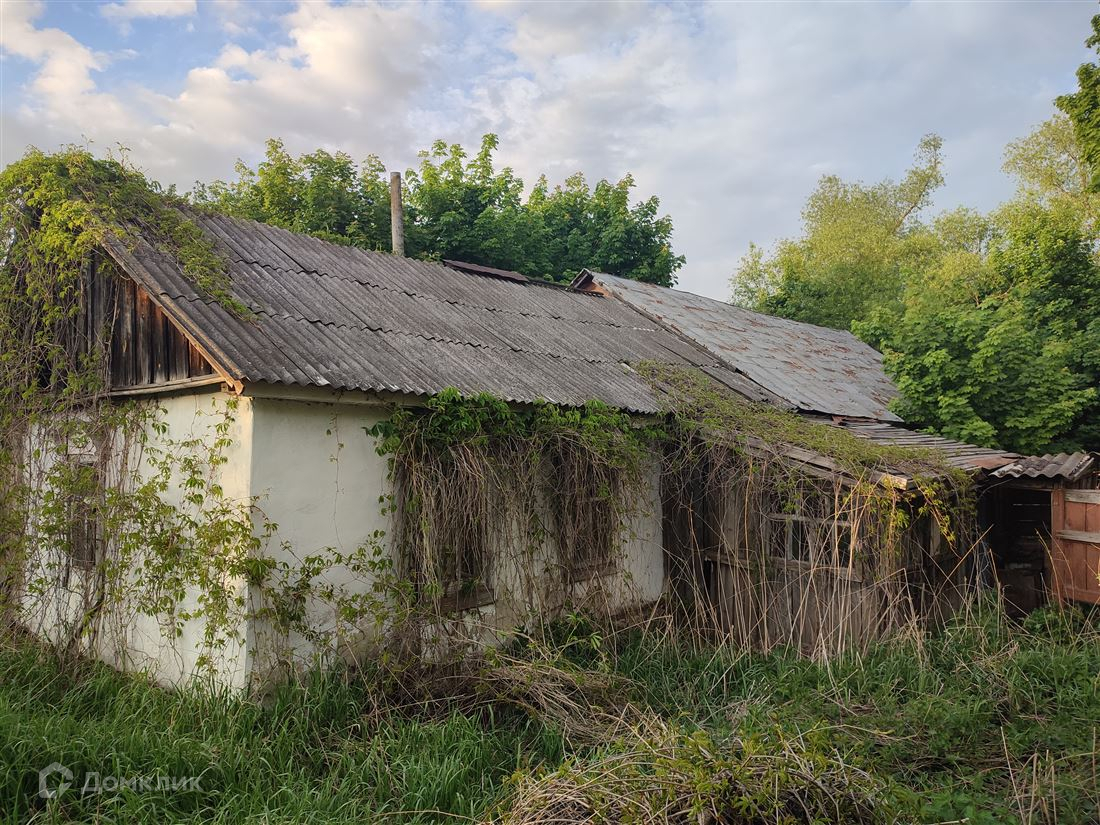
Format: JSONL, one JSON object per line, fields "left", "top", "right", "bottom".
{"left": 573, "top": 270, "right": 902, "bottom": 421}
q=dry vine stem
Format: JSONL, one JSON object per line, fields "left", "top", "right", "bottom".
{"left": 641, "top": 362, "right": 977, "bottom": 659}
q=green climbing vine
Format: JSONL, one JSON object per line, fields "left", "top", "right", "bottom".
{"left": 0, "top": 148, "right": 264, "bottom": 677}
{"left": 1, "top": 146, "right": 244, "bottom": 318}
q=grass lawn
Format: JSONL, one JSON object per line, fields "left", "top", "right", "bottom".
{"left": 2, "top": 603, "right": 1098, "bottom": 824}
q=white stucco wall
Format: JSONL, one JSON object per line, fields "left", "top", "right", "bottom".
{"left": 245, "top": 395, "right": 393, "bottom": 682}
{"left": 244, "top": 392, "right": 666, "bottom": 681}
{"left": 23, "top": 386, "right": 668, "bottom": 691}
{"left": 21, "top": 390, "right": 254, "bottom": 690}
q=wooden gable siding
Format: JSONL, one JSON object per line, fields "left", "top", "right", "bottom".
{"left": 84, "top": 257, "right": 216, "bottom": 391}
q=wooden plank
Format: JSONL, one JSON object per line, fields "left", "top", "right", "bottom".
{"left": 109, "top": 375, "right": 225, "bottom": 397}
{"left": 134, "top": 287, "right": 153, "bottom": 386}
{"left": 1050, "top": 489, "right": 1069, "bottom": 605}
{"left": 151, "top": 305, "right": 169, "bottom": 384}
{"left": 1066, "top": 490, "right": 1100, "bottom": 504}
{"left": 111, "top": 279, "right": 136, "bottom": 387}
{"left": 169, "top": 324, "right": 189, "bottom": 380}
{"left": 188, "top": 342, "right": 213, "bottom": 377}
{"left": 1056, "top": 530, "right": 1100, "bottom": 544}
{"left": 99, "top": 236, "right": 243, "bottom": 392}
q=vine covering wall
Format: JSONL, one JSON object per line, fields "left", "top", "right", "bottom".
{"left": 0, "top": 149, "right": 263, "bottom": 680}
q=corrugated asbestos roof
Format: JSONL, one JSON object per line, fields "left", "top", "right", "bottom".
{"left": 574, "top": 271, "right": 901, "bottom": 422}
{"left": 101, "top": 213, "right": 1085, "bottom": 484}
{"left": 102, "top": 212, "right": 777, "bottom": 414}
{"left": 991, "top": 453, "right": 1097, "bottom": 482}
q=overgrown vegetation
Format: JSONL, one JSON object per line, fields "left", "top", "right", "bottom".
{"left": 3, "top": 602, "right": 1098, "bottom": 823}
{"left": 0, "top": 148, "right": 264, "bottom": 667}
{"left": 638, "top": 363, "right": 975, "bottom": 656}
{"left": 1, "top": 96, "right": 1096, "bottom": 825}
{"left": 0, "top": 147, "right": 243, "bottom": 318}
{"left": 355, "top": 388, "right": 662, "bottom": 661}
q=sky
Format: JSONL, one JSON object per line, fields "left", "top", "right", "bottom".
{"left": 0, "top": 0, "right": 1094, "bottom": 299}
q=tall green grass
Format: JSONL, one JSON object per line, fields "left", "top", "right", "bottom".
{"left": 2, "top": 603, "right": 1098, "bottom": 824}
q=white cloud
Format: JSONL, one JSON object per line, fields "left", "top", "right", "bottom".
{"left": 1, "top": 0, "right": 1095, "bottom": 298}
{"left": 102, "top": 0, "right": 196, "bottom": 22}
{"left": 0, "top": 1, "right": 134, "bottom": 135}
{"left": 458, "top": 1, "right": 1095, "bottom": 297}
{"left": 207, "top": 0, "right": 260, "bottom": 37}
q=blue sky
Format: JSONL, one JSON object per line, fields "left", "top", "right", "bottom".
{"left": 1, "top": 0, "right": 1094, "bottom": 298}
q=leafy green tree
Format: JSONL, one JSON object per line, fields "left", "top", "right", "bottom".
{"left": 857, "top": 202, "right": 1100, "bottom": 453}
{"left": 730, "top": 135, "right": 944, "bottom": 329}
{"left": 527, "top": 171, "right": 683, "bottom": 285}
{"left": 1056, "top": 14, "right": 1100, "bottom": 191}
{"left": 191, "top": 139, "right": 392, "bottom": 250}
{"left": 1003, "top": 114, "right": 1100, "bottom": 237}
{"left": 401, "top": 135, "right": 548, "bottom": 274}
{"left": 736, "top": 120, "right": 1100, "bottom": 453}
{"left": 193, "top": 134, "right": 683, "bottom": 286}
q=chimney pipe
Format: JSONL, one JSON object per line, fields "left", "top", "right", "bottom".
{"left": 390, "top": 171, "right": 405, "bottom": 257}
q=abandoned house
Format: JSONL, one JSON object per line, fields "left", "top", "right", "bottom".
{"left": 14, "top": 211, "right": 1099, "bottom": 690}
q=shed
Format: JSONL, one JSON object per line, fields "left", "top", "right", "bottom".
{"left": 573, "top": 270, "right": 1100, "bottom": 622}
{"left": 987, "top": 454, "right": 1099, "bottom": 610}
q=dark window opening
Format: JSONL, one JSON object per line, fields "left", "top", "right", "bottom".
{"left": 66, "top": 461, "right": 101, "bottom": 570}
{"left": 437, "top": 519, "right": 493, "bottom": 612}
{"left": 550, "top": 449, "right": 620, "bottom": 583}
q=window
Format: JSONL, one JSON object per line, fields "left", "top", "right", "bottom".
{"left": 65, "top": 461, "right": 101, "bottom": 570}
{"left": 437, "top": 520, "right": 493, "bottom": 612}
{"left": 550, "top": 449, "right": 620, "bottom": 583}
{"left": 766, "top": 513, "right": 854, "bottom": 570}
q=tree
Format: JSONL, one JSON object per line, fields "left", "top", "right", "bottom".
{"left": 735, "top": 124, "right": 1100, "bottom": 453}
{"left": 730, "top": 135, "right": 943, "bottom": 329}
{"left": 857, "top": 202, "right": 1100, "bottom": 453}
{"left": 191, "top": 139, "right": 392, "bottom": 251}
{"left": 527, "top": 172, "right": 683, "bottom": 285}
{"left": 192, "top": 135, "right": 683, "bottom": 286}
{"left": 1003, "top": 114, "right": 1100, "bottom": 237}
{"left": 1056, "top": 14, "right": 1100, "bottom": 192}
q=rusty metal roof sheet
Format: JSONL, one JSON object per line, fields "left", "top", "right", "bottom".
{"left": 828, "top": 419, "right": 1020, "bottom": 473}
{"left": 575, "top": 271, "right": 901, "bottom": 421}
{"left": 102, "top": 213, "right": 778, "bottom": 413}
{"left": 990, "top": 453, "right": 1097, "bottom": 482}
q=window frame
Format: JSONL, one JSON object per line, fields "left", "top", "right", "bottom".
{"left": 765, "top": 512, "right": 860, "bottom": 579}
{"left": 64, "top": 459, "right": 101, "bottom": 571}
{"left": 434, "top": 522, "right": 495, "bottom": 613}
